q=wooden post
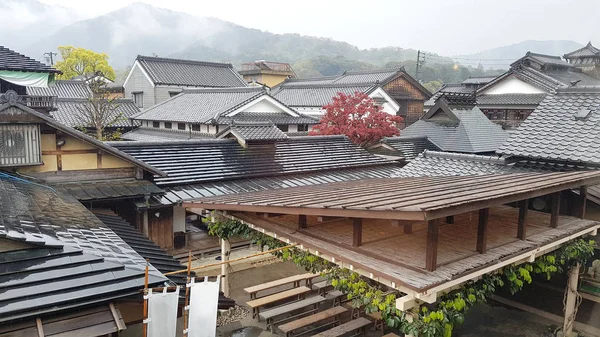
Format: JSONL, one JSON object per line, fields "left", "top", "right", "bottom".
{"left": 352, "top": 218, "right": 362, "bottom": 247}
{"left": 579, "top": 185, "right": 588, "bottom": 219}
{"left": 142, "top": 210, "right": 149, "bottom": 237}
{"left": 404, "top": 223, "right": 413, "bottom": 234}
{"left": 563, "top": 262, "right": 580, "bottom": 336}
{"left": 142, "top": 261, "right": 149, "bottom": 337}
{"left": 221, "top": 239, "right": 231, "bottom": 297}
{"left": 299, "top": 214, "right": 307, "bottom": 229}
{"left": 445, "top": 216, "right": 454, "bottom": 224}
{"left": 183, "top": 252, "right": 192, "bottom": 335}
{"left": 426, "top": 219, "right": 439, "bottom": 271}
{"left": 518, "top": 199, "right": 528, "bottom": 240}
{"left": 476, "top": 208, "right": 489, "bottom": 253}
{"left": 550, "top": 191, "right": 561, "bottom": 228}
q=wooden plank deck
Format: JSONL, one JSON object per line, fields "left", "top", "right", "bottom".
{"left": 231, "top": 206, "right": 598, "bottom": 291}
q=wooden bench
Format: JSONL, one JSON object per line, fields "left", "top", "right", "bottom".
{"left": 313, "top": 280, "right": 333, "bottom": 296}
{"left": 259, "top": 295, "right": 327, "bottom": 333}
{"left": 244, "top": 273, "right": 318, "bottom": 299}
{"left": 247, "top": 286, "right": 311, "bottom": 318}
{"left": 279, "top": 306, "right": 347, "bottom": 337}
{"left": 366, "top": 311, "right": 384, "bottom": 332}
{"left": 326, "top": 290, "right": 345, "bottom": 307}
{"left": 311, "top": 317, "right": 372, "bottom": 337}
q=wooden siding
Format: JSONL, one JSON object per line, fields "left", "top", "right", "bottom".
{"left": 124, "top": 63, "right": 155, "bottom": 109}
{"left": 148, "top": 207, "right": 174, "bottom": 249}
{"left": 384, "top": 76, "right": 428, "bottom": 101}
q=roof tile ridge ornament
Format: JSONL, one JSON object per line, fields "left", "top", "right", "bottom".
{"left": 422, "top": 150, "right": 506, "bottom": 164}
{"left": 0, "top": 90, "right": 22, "bottom": 106}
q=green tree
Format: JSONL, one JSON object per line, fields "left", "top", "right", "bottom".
{"left": 423, "top": 80, "right": 443, "bottom": 93}
{"left": 55, "top": 46, "right": 116, "bottom": 80}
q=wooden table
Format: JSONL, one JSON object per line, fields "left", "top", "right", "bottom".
{"left": 244, "top": 272, "right": 318, "bottom": 299}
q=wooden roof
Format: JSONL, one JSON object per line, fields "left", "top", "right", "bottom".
{"left": 186, "top": 171, "right": 600, "bottom": 220}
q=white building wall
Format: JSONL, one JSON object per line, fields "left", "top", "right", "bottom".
{"left": 482, "top": 76, "right": 547, "bottom": 95}
{"left": 173, "top": 206, "right": 186, "bottom": 233}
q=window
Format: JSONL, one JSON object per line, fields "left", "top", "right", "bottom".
{"left": 297, "top": 124, "right": 309, "bottom": 132}
{"left": 178, "top": 123, "right": 186, "bottom": 130}
{"left": 0, "top": 124, "right": 41, "bottom": 166}
{"left": 192, "top": 124, "right": 201, "bottom": 131}
{"left": 169, "top": 91, "right": 180, "bottom": 98}
{"left": 276, "top": 124, "right": 289, "bottom": 132}
{"left": 164, "top": 122, "right": 172, "bottom": 129}
{"left": 152, "top": 121, "right": 160, "bottom": 128}
{"left": 133, "top": 92, "right": 143, "bottom": 108}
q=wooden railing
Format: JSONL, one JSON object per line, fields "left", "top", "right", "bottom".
{"left": 21, "top": 95, "right": 56, "bottom": 109}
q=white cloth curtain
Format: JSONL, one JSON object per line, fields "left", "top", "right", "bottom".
{"left": 0, "top": 71, "right": 53, "bottom": 88}
{"left": 188, "top": 277, "right": 220, "bottom": 337}
{"left": 147, "top": 287, "right": 180, "bottom": 337}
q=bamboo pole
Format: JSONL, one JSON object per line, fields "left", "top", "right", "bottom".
{"left": 183, "top": 252, "right": 192, "bottom": 336}
{"left": 163, "top": 244, "right": 296, "bottom": 276}
{"left": 142, "top": 261, "right": 149, "bottom": 337}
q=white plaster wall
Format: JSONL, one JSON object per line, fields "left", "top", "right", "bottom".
{"left": 173, "top": 206, "right": 186, "bottom": 233}
{"left": 482, "top": 76, "right": 546, "bottom": 95}
{"left": 243, "top": 99, "right": 285, "bottom": 113}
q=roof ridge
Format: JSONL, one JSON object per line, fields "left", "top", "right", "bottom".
{"left": 422, "top": 150, "right": 506, "bottom": 164}
{"left": 183, "top": 86, "right": 264, "bottom": 93}
{"left": 137, "top": 55, "right": 234, "bottom": 68}
{"left": 278, "top": 83, "right": 378, "bottom": 89}
{"left": 526, "top": 51, "right": 563, "bottom": 60}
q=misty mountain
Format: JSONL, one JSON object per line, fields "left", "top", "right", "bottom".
{"left": 456, "top": 40, "right": 584, "bottom": 69}
{"left": 1, "top": 0, "right": 81, "bottom": 52}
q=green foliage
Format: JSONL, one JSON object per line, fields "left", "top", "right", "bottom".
{"left": 423, "top": 80, "right": 443, "bottom": 93}
{"left": 206, "top": 215, "right": 595, "bottom": 337}
{"left": 55, "top": 46, "right": 116, "bottom": 80}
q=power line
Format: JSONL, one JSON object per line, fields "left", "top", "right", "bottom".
{"left": 415, "top": 50, "right": 426, "bottom": 82}
{"left": 43, "top": 52, "right": 57, "bottom": 66}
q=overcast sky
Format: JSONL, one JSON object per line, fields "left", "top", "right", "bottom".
{"left": 38, "top": 0, "right": 600, "bottom": 55}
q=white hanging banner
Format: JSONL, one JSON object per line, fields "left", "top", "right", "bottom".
{"left": 147, "top": 286, "right": 180, "bottom": 337}
{"left": 187, "top": 277, "right": 220, "bottom": 337}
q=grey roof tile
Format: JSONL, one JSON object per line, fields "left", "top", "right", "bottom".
{"left": 377, "top": 137, "right": 440, "bottom": 160}
{"left": 137, "top": 55, "right": 247, "bottom": 87}
{"left": 498, "top": 87, "right": 600, "bottom": 165}
{"left": 271, "top": 83, "right": 376, "bottom": 107}
{"left": 218, "top": 111, "right": 318, "bottom": 125}
{"left": 224, "top": 123, "right": 288, "bottom": 142}
{"left": 401, "top": 103, "right": 508, "bottom": 153}
{"left": 476, "top": 93, "right": 547, "bottom": 106}
{"left": 51, "top": 98, "right": 141, "bottom": 128}
{"left": 0, "top": 46, "right": 60, "bottom": 73}
{"left": 121, "top": 127, "right": 213, "bottom": 142}
{"left": 110, "top": 136, "right": 389, "bottom": 186}
{"left": 564, "top": 42, "right": 600, "bottom": 58}
{"left": 26, "top": 80, "right": 91, "bottom": 98}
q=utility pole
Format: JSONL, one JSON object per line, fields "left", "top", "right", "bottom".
{"left": 415, "top": 50, "right": 426, "bottom": 82}
{"left": 43, "top": 52, "right": 57, "bottom": 65}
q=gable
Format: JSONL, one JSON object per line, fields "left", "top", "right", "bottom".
{"left": 123, "top": 61, "right": 155, "bottom": 88}
{"left": 227, "top": 95, "right": 299, "bottom": 117}
{"left": 480, "top": 75, "right": 547, "bottom": 95}
{"left": 383, "top": 75, "right": 431, "bottom": 100}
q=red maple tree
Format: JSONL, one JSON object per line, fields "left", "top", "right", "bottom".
{"left": 309, "top": 91, "right": 403, "bottom": 147}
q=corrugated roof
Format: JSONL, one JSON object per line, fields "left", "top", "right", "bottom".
{"left": 498, "top": 87, "right": 600, "bottom": 165}
{"left": 0, "top": 46, "right": 60, "bottom": 73}
{"left": 26, "top": 80, "right": 91, "bottom": 98}
{"left": 136, "top": 55, "right": 247, "bottom": 87}
{"left": 0, "top": 176, "right": 167, "bottom": 323}
{"left": 132, "top": 87, "right": 266, "bottom": 123}
{"left": 401, "top": 102, "right": 508, "bottom": 153}
{"left": 51, "top": 98, "right": 141, "bottom": 128}
{"left": 110, "top": 136, "right": 389, "bottom": 186}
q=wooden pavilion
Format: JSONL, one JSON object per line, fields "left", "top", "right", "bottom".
{"left": 185, "top": 172, "right": 600, "bottom": 312}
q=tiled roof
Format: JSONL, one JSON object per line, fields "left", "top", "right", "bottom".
{"left": 544, "top": 70, "right": 600, "bottom": 86}
{"left": 51, "top": 178, "right": 164, "bottom": 201}
{"left": 401, "top": 102, "right": 508, "bottom": 153}
{"left": 222, "top": 122, "right": 288, "bottom": 142}
{"left": 476, "top": 93, "right": 547, "bottom": 106}
{"left": 136, "top": 55, "right": 247, "bottom": 87}
{"left": 121, "top": 128, "right": 213, "bottom": 142}
{"left": 564, "top": 42, "right": 600, "bottom": 58}
{"left": 0, "top": 46, "right": 60, "bottom": 73}
{"left": 380, "top": 136, "right": 441, "bottom": 160}
{"left": 334, "top": 68, "right": 401, "bottom": 84}
{"left": 132, "top": 87, "right": 266, "bottom": 123}
{"left": 394, "top": 150, "right": 511, "bottom": 178}
{"left": 497, "top": 87, "right": 600, "bottom": 165}
{"left": 0, "top": 175, "right": 167, "bottom": 323}
{"left": 26, "top": 80, "right": 91, "bottom": 98}
{"left": 218, "top": 111, "right": 318, "bottom": 125}
{"left": 157, "top": 164, "right": 404, "bottom": 205}
{"left": 51, "top": 98, "right": 141, "bottom": 128}
{"left": 510, "top": 52, "right": 572, "bottom": 69}
{"left": 110, "top": 136, "right": 389, "bottom": 186}
{"left": 460, "top": 76, "right": 497, "bottom": 85}
{"left": 271, "top": 83, "right": 377, "bottom": 107}
{"left": 424, "top": 84, "right": 475, "bottom": 107}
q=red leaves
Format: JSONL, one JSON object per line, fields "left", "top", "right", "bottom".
{"left": 309, "top": 91, "right": 403, "bottom": 147}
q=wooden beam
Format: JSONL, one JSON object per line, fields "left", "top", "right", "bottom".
{"left": 352, "top": 218, "right": 362, "bottom": 247}
{"left": 518, "top": 199, "right": 528, "bottom": 240}
{"left": 35, "top": 318, "right": 44, "bottom": 337}
{"left": 426, "top": 219, "right": 439, "bottom": 271}
{"left": 318, "top": 216, "right": 345, "bottom": 222}
{"left": 579, "top": 185, "right": 588, "bottom": 219}
{"left": 56, "top": 154, "right": 62, "bottom": 171}
{"left": 445, "top": 216, "right": 454, "bottom": 224}
{"left": 550, "top": 191, "right": 561, "bottom": 228}
{"left": 97, "top": 150, "right": 103, "bottom": 169}
{"left": 477, "top": 208, "right": 489, "bottom": 253}
{"left": 299, "top": 214, "right": 307, "bottom": 229}
{"left": 404, "top": 224, "right": 413, "bottom": 234}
